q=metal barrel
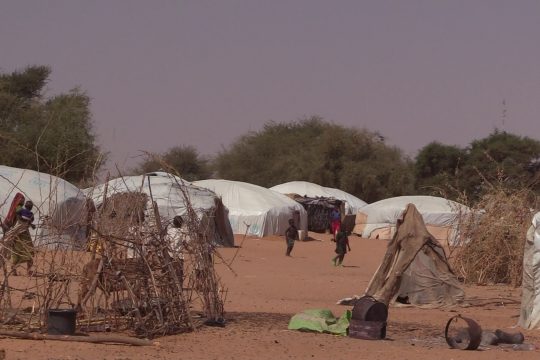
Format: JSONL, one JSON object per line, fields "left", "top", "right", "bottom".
{"left": 351, "top": 296, "right": 388, "bottom": 322}
{"left": 348, "top": 319, "right": 386, "bottom": 340}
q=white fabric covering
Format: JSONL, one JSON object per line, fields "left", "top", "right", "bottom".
{"left": 85, "top": 172, "right": 234, "bottom": 246}
{"left": 0, "top": 165, "right": 85, "bottom": 240}
{"left": 353, "top": 196, "right": 470, "bottom": 245}
{"left": 269, "top": 181, "right": 367, "bottom": 214}
{"left": 519, "top": 211, "right": 540, "bottom": 329}
{"left": 194, "top": 179, "right": 308, "bottom": 237}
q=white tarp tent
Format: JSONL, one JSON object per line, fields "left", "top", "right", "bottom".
{"left": 519, "top": 211, "right": 540, "bottom": 329}
{"left": 353, "top": 196, "right": 470, "bottom": 246}
{"left": 0, "top": 165, "right": 86, "bottom": 243}
{"left": 269, "top": 181, "right": 367, "bottom": 214}
{"left": 86, "top": 172, "right": 234, "bottom": 247}
{"left": 194, "top": 179, "right": 308, "bottom": 238}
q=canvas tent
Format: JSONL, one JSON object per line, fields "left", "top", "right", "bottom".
{"left": 193, "top": 179, "right": 308, "bottom": 238}
{"left": 270, "top": 181, "right": 367, "bottom": 215}
{"left": 364, "top": 203, "right": 464, "bottom": 307}
{"left": 85, "top": 172, "right": 234, "bottom": 247}
{"left": 0, "top": 165, "right": 86, "bottom": 245}
{"left": 519, "top": 211, "right": 540, "bottom": 329}
{"left": 353, "top": 196, "right": 470, "bottom": 246}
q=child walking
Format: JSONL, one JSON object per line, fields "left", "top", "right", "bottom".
{"left": 285, "top": 219, "right": 298, "bottom": 256}
{"left": 332, "top": 229, "right": 351, "bottom": 266}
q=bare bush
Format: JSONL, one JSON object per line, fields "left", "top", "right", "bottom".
{"left": 450, "top": 186, "right": 537, "bottom": 286}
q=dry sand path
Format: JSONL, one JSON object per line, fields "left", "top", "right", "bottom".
{"left": 1, "top": 233, "right": 539, "bottom": 359}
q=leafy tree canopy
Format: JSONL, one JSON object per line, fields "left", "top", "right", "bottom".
{"left": 414, "top": 130, "right": 540, "bottom": 200}
{"left": 135, "top": 145, "right": 211, "bottom": 181}
{"left": 414, "top": 142, "right": 464, "bottom": 193}
{"left": 214, "top": 116, "right": 414, "bottom": 203}
{"left": 461, "top": 130, "right": 540, "bottom": 197}
{"left": 0, "top": 66, "right": 103, "bottom": 184}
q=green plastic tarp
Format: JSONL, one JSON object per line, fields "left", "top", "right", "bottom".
{"left": 287, "top": 309, "right": 351, "bottom": 336}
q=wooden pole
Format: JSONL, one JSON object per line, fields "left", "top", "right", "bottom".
{"left": 80, "top": 257, "right": 104, "bottom": 307}
{"left": 0, "top": 329, "right": 156, "bottom": 346}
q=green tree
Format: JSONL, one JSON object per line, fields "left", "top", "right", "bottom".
{"left": 414, "top": 142, "right": 464, "bottom": 195}
{"left": 0, "top": 66, "right": 103, "bottom": 184}
{"left": 413, "top": 131, "right": 540, "bottom": 201}
{"left": 136, "top": 145, "right": 211, "bottom": 181}
{"left": 460, "top": 130, "right": 540, "bottom": 198}
{"left": 214, "top": 116, "right": 414, "bottom": 202}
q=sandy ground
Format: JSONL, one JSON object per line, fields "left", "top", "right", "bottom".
{"left": 1, "top": 232, "right": 540, "bottom": 359}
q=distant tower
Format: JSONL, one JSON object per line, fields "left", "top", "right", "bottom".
{"left": 501, "top": 99, "right": 507, "bottom": 132}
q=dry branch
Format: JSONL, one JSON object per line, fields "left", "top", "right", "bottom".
{"left": 0, "top": 329, "right": 156, "bottom": 346}
{"left": 1, "top": 159, "right": 227, "bottom": 339}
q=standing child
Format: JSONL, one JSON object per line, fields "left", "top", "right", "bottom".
{"left": 332, "top": 229, "right": 351, "bottom": 266}
{"left": 285, "top": 219, "right": 298, "bottom": 256}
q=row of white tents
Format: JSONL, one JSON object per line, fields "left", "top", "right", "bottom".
{"left": 269, "top": 181, "right": 472, "bottom": 246}
{"left": 0, "top": 167, "right": 238, "bottom": 247}
{"left": 2, "top": 165, "right": 540, "bottom": 329}
{"left": 1, "top": 166, "right": 473, "bottom": 245}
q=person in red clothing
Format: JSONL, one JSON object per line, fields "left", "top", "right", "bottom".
{"left": 11, "top": 200, "right": 36, "bottom": 276}
{"left": 330, "top": 204, "right": 342, "bottom": 241}
{"left": 1, "top": 194, "right": 24, "bottom": 232}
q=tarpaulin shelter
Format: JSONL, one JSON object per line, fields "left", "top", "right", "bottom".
{"left": 85, "top": 172, "right": 234, "bottom": 247}
{"left": 364, "top": 204, "right": 464, "bottom": 307}
{"left": 193, "top": 179, "right": 307, "bottom": 238}
{"left": 353, "top": 196, "right": 470, "bottom": 246}
{"left": 0, "top": 165, "right": 86, "bottom": 245}
{"left": 269, "top": 181, "right": 367, "bottom": 215}
{"left": 519, "top": 211, "right": 540, "bottom": 329}
{"left": 288, "top": 195, "right": 344, "bottom": 233}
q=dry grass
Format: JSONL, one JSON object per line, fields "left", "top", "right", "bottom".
{"left": 450, "top": 187, "right": 536, "bottom": 286}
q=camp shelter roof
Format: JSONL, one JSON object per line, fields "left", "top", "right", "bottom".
{"left": 193, "top": 179, "right": 308, "bottom": 238}
{"left": 0, "top": 165, "right": 85, "bottom": 240}
{"left": 353, "top": 195, "right": 470, "bottom": 244}
{"left": 269, "top": 181, "right": 367, "bottom": 214}
{"left": 85, "top": 172, "right": 234, "bottom": 246}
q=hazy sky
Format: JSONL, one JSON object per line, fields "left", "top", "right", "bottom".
{"left": 1, "top": 1, "right": 539, "bottom": 170}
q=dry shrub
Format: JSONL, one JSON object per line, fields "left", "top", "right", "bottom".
{"left": 451, "top": 187, "right": 536, "bottom": 286}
